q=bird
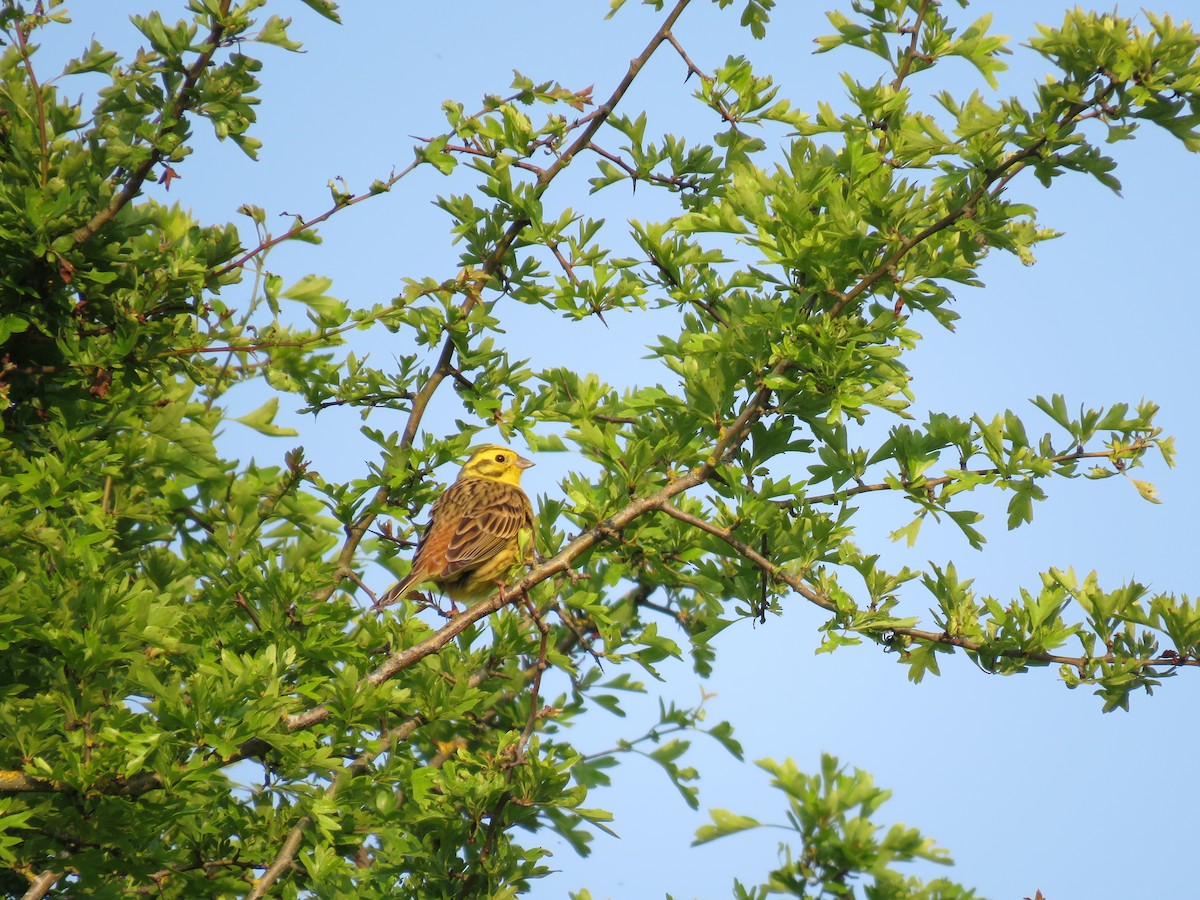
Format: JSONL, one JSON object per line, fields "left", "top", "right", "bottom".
{"left": 374, "top": 444, "right": 535, "bottom": 611}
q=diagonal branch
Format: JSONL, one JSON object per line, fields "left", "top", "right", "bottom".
{"left": 827, "top": 83, "right": 1115, "bottom": 319}
{"left": 70, "top": 0, "right": 234, "bottom": 248}
{"left": 656, "top": 500, "right": 831, "bottom": 611}
{"left": 798, "top": 444, "right": 1146, "bottom": 507}
{"left": 290, "top": 362, "right": 783, "bottom": 733}
{"left": 828, "top": 146, "right": 1039, "bottom": 319}
{"left": 21, "top": 870, "right": 61, "bottom": 900}
{"left": 654, "top": 500, "right": 1199, "bottom": 673}
{"left": 11, "top": 11, "right": 51, "bottom": 186}
{"left": 213, "top": 159, "right": 422, "bottom": 278}
{"left": 247, "top": 718, "right": 425, "bottom": 899}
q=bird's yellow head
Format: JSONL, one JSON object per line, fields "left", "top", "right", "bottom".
{"left": 458, "top": 444, "right": 534, "bottom": 487}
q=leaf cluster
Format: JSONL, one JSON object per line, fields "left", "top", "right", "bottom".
{"left": 699, "top": 754, "right": 977, "bottom": 899}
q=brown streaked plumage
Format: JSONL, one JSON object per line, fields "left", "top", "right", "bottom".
{"left": 375, "top": 445, "right": 535, "bottom": 610}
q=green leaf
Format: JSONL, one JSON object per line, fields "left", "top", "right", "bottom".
{"left": 258, "top": 15, "right": 303, "bottom": 51}
{"left": 233, "top": 397, "right": 299, "bottom": 436}
{"left": 693, "top": 809, "right": 762, "bottom": 845}
{"left": 1128, "top": 477, "right": 1161, "bottom": 504}
{"left": 296, "top": 0, "right": 342, "bottom": 23}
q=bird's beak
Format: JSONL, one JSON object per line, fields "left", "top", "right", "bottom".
{"left": 516, "top": 455, "right": 535, "bottom": 470}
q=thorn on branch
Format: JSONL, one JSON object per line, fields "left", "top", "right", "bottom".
{"left": 664, "top": 31, "right": 708, "bottom": 83}
{"left": 553, "top": 601, "right": 606, "bottom": 669}
{"left": 447, "top": 365, "right": 478, "bottom": 393}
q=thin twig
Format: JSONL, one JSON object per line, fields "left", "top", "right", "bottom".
{"left": 154, "top": 318, "right": 367, "bottom": 357}
{"left": 11, "top": 8, "right": 50, "bottom": 186}
{"left": 134, "top": 859, "right": 263, "bottom": 895}
{"left": 304, "top": 391, "right": 415, "bottom": 412}
{"left": 663, "top": 30, "right": 736, "bottom": 123}
{"left": 586, "top": 140, "right": 703, "bottom": 192}
{"left": 546, "top": 237, "right": 611, "bottom": 323}
{"left": 891, "top": 0, "right": 932, "bottom": 90}
{"left": 438, "top": 140, "right": 546, "bottom": 175}
{"left": 798, "top": 444, "right": 1144, "bottom": 507}
{"left": 657, "top": 500, "right": 821, "bottom": 603}
{"left": 547, "top": 238, "right": 579, "bottom": 286}
{"left": 214, "top": 158, "right": 421, "bottom": 277}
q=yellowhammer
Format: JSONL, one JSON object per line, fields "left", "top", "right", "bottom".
{"left": 375, "top": 445, "right": 535, "bottom": 610}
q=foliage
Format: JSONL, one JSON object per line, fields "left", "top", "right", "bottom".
{"left": 1, "top": 0, "right": 1197, "bottom": 896}
{"left": 698, "top": 755, "right": 977, "bottom": 899}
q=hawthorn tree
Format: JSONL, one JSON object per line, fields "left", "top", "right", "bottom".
{"left": 1, "top": 0, "right": 1197, "bottom": 897}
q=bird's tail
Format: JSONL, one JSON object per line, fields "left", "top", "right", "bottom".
{"left": 372, "top": 573, "right": 416, "bottom": 613}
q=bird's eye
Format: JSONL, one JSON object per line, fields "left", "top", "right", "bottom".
{"left": 495, "top": 453, "right": 507, "bottom": 463}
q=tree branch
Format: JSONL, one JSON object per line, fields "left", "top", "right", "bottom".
{"left": 655, "top": 501, "right": 1198, "bottom": 674}
{"left": 21, "top": 870, "right": 61, "bottom": 900}
{"left": 827, "top": 85, "right": 1115, "bottom": 320}
{"left": 70, "top": 0, "right": 234, "bottom": 248}
{"left": 656, "top": 500, "right": 831, "bottom": 611}
{"left": 11, "top": 10, "right": 51, "bottom": 186}
{"left": 458, "top": 601, "right": 552, "bottom": 898}
{"left": 248, "top": 826, "right": 307, "bottom": 900}
{"left": 585, "top": 140, "right": 704, "bottom": 192}
{"left": 797, "top": 444, "right": 1144, "bottom": 507}
{"left": 248, "top": 718, "right": 424, "bottom": 898}
{"left": 213, "top": 159, "right": 422, "bottom": 277}
{"left": 0, "top": 768, "right": 162, "bottom": 795}
{"left": 891, "top": 0, "right": 932, "bottom": 90}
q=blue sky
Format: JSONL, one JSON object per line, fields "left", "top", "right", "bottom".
{"left": 35, "top": 2, "right": 1200, "bottom": 897}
